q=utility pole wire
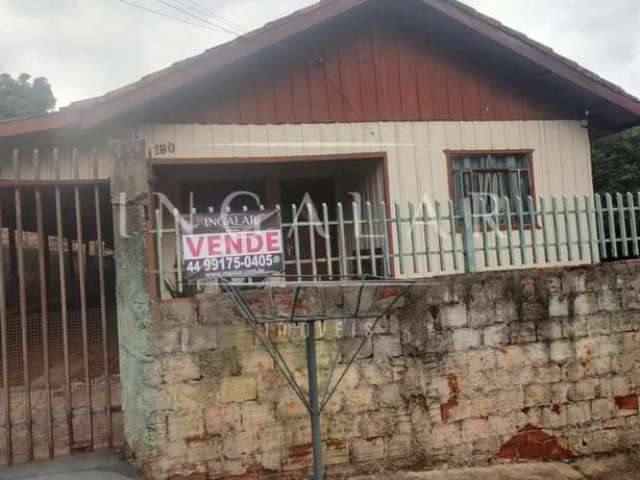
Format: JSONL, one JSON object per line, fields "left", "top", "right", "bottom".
{"left": 181, "top": 0, "right": 249, "bottom": 33}
{"left": 153, "top": 0, "right": 240, "bottom": 36}
{"left": 113, "top": 0, "right": 219, "bottom": 30}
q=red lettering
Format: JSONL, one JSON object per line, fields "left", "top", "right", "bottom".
{"left": 266, "top": 230, "right": 281, "bottom": 253}
{"left": 184, "top": 236, "right": 204, "bottom": 258}
{"left": 224, "top": 233, "right": 243, "bottom": 255}
{"left": 207, "top": 234, "right": 222, "bottom": 256}
{"left": 245, "top": 232, "right": 264, "bottom": 253}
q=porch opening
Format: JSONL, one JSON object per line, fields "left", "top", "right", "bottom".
{"left": 151, "top": 155, "right": 388, "bottom": 297}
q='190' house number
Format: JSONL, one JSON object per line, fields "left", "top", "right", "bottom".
{"left": 153, "top": 142, "right": 176, "bottom": 156}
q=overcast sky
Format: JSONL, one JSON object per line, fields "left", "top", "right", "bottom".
{"left": 0, "top": 0, "right": 638, "bottom": 109}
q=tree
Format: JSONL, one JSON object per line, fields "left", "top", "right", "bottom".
{"left": 0, "top": 73, "right": 56, "bottom": 120}
{"left": 591, "top": 126, "right": 640, "bottom": 194}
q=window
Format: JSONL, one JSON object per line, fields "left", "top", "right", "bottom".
{"left": 448, "top": 151, "right": 534, "bottom": 226}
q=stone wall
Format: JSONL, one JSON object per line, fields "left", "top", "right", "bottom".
{"left": 125, "top": 262, "right": 640, "bottom": 479}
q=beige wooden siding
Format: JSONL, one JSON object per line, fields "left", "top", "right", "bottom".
{"left": 141, "top": 120, "right": 592, "bottom": 200}
{"left": 142, "top": 120, "right": 594, "bottom": 278}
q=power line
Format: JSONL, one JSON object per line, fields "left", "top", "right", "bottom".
{"left": 181, "top": 0, "right": 249, "bottom": 33}
{"left": 113, "top": 0, "right": 218, "bottom": 30}
{"left": 153, "top": 0, "right": 240, "bottom": 36}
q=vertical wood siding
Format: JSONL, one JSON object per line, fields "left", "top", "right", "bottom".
{"left": 148, "top": 14, "right": 580, "bottom": 126}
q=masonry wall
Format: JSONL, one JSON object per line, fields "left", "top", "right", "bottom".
{"left": 127, "top": 262, "right": 640, "bottom": 479}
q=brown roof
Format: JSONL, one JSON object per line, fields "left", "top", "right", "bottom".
{"left": 1, "top": 0, "right": 639, "bottom": 138}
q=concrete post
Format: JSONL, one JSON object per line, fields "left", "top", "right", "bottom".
{"left": 109, "top": 139, "right": 155, "bottom": 460}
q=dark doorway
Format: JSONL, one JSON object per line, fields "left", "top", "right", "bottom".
{"left": 280, "top": 178, "right": 338, "bottom": 277}
{"left": 182, "top": 179, "right": 267, "bottom": 213}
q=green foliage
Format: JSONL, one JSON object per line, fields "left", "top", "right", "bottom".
{"left": 0, "top": 73, "right": 56, "bottom": 120}
{"left": 592, "top": 126, "right": 640, "bottom": 194}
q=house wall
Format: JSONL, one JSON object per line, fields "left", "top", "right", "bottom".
{"left": 141, "top": 119, "right": 594, "bottom": 274}
{"left": 141, "top": 119, "right": 592, "bottom": 208}
{"left": 125, "top": 262, "right": 640, "bottom": 480}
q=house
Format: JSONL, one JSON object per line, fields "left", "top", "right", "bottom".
{"left": 1, "top": 0, "right": 640, "bottom": 475}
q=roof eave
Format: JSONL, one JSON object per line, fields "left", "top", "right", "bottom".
{"left": 421, "top": 0, "right": 640, "bottom": 117}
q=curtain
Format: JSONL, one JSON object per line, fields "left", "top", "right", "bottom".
{"left": 452, "top": 154, "right": 532, "bottom": 225}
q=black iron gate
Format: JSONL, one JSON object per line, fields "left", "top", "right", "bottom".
{"left": 0, "top": 173, "right": 121, "bottom": 465}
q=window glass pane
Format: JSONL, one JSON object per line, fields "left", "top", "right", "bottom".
{"left": 452, "top": 171, "right": 463, "bottom": 201}
{"left": 450, "top": 153, "right": 532, "bottom": 224}
{"left": 519, "top": 170, "right": 531, "bottom": 198}
{"left": 462, "top": 171, "right": 472, "bottom": 198}
{"left": 452, "top": 154, "right": 528, "bottom": 171}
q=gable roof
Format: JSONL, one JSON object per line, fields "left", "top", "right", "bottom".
{"left": 1, "top": 0, "right": 639, "bottom": 139}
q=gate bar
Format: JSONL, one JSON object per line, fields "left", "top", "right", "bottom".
{"left": 0, "top": 202, "right": 12, "bottom": 465}
{"left": 93, "top": 152, "right": 113, "bottom": 447}
{"left": 74, "top": 147, "right": 94, "bottom": 449}
{"left": 15, "top": 184, "right": 34, "bottom": 461}
{"left": 34, "top": 149, "right": 54, "bottom": 457}
{"left": 54, "top": 149, "right": 75, "bottom": 450}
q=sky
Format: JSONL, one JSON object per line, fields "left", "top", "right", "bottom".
{"left": 0, "top": 0, "right": 638, "bottom": 109}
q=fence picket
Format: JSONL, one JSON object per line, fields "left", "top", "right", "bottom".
{"left": 173, "top": 208, "right": 183, "bottom": 292}
{"left": 366, "top": 201, "right": 377, "bottom": 277}
{"left": 479, "top": 199, "right": 489, "bottom": 267}
{"left": 605, "top": 193, "right": 618, "bottom": 258}
{"left": 408, "top": 202, "right": 419, "bottom": 273}
{"left": 494, "top": 197, "right": 502, "bottom": 267}
{"left": 322, "top": 203, "right": 333, "bottom": 277}
{"left": 552, "top": 197, "right": 562, "bottom": 262}
{"left": 504, "top": 197, "right": 515, "bottom": 265}
{"left": 352, "top": 202, "right": 363, "bottom": 275}
{"left": 563, "top": 196, "right": 573, "bottom": 262}
{"left": 337, "top": 203, "right": 348, "bottom": 276}
{"left": 156, "top": 209, "right": 164, "bottom": 294}
{"left": 461, "top": 198, "right": 476, "bottom": 273}
{"left": 517, "top": 197, "right": 527, "bottom": 264}
{"left": 595, "top": 194, "right": 606, "bottom": 259}
{"left": 448, "top": 199, "right": 459, "bottom": 271}
{"left": 617, "top": 193, "right": 629, "bottom": 257}
{"left": 394, "top": 203, "right": 405, "bottom": 275}
{"left": 422, "top": 202, "right": 432, "bottom": 272}
{"left": 435, "top": 201, "right": 445, "bottom": 271}
{"left": 585, "top": 195, "right": 596, "bottom": 263}
{"left": 307, "top": 203, "right": 318, "bottom": 278}
{"left": 574, "top": 195, "right": 584, "bottom": 261}
{"left": 380, "top": 202, "right": 391, "bottom": 276}
{"left": 540, "top": 197, "right": 550, "bottom": 263}
{"left": 291, "top": 204, "right": 302, "bottom": 279}
{"left": 528, "top": 196, "right": 538, "bottom": 264}
{"left": 628, "top": 193, "right": 639, "bottom": 257}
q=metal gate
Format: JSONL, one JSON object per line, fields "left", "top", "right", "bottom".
{"left": 0, "top": 175, "right": 121, "bottom": 466}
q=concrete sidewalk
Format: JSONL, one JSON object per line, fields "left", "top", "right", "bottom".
{"left": 0, "top": 451, "right": 137, "bottom": 480}
{"left": 2, "top": 452, "right": 640, "bottom": 479}
{"left": 353, "top": 454, "right": 640, "bottom": 480}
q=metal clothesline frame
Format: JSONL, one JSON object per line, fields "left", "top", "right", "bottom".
{"left": 217, "top": 275, "right": 414, "bottom": 480}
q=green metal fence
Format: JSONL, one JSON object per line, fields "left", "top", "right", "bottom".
{"left": 151, "top": 192, "right": 640, "bottom": 296}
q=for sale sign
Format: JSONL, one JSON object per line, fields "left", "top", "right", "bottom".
{"left": 181, "top": 210, "right": 284, "bottom": 280}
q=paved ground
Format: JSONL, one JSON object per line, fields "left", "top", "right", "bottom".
{"left": 354, "top": 454, "right": 640, "bottom": 480}
{"left": 0, "top": 451, "right": 136, "bottom": 480}
{"left": 1, "top": 452, "right": 640, "bottom": 479}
